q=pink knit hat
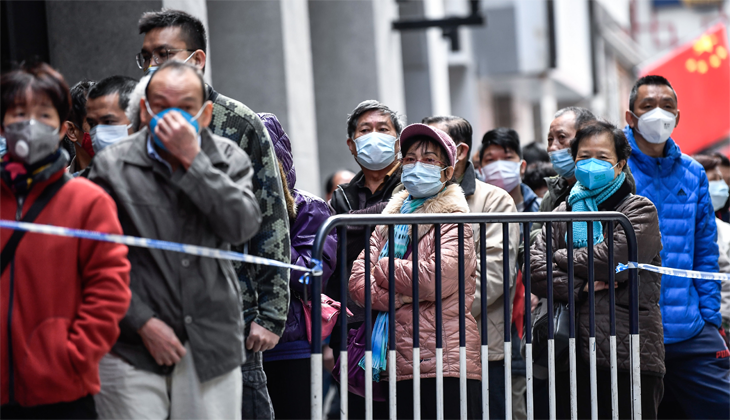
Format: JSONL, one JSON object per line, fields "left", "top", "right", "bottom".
{"left": 399, "top": 123, "right": 457, "bottom": 167}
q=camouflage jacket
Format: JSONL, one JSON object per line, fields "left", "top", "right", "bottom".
{"left": 207, "top": 85, "right": 290, "bottom": 336}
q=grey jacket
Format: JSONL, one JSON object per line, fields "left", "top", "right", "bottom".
{"left": 88, "top": 127, "right": 261, "bottom": 381}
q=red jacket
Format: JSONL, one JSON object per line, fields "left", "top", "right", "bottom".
{"left": 1, "top": 170, "right": 131, "bottom": 406}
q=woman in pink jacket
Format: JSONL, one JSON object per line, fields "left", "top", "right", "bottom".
{"left": 349, "top": 124, "right": 482, "bottom": 419}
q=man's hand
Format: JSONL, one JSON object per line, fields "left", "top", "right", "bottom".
{"left": 531, "top": 293, "right": 540, "bottom": 313}
{"left": 246, "top": 321, "right": 280, "bottom": 353}
{"left": 138, "top": 318, "right": 187, "bottom": 366}
{"left": 154, "top": 110, "right": 201, "bottom": 169}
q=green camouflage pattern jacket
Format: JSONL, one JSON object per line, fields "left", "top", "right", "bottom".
{"left": 207, "top": 85, "right": 290, "bottom": 336}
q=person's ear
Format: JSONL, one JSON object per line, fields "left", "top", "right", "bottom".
{"left": 140, "top": 98, "right": 151, "bottom": 127}
{"left": 625, "top": 110, "right": 637, "bottom": 128}
{"left": 192, "top": 50, "right": 206, "bottom": 71}
{"left": 65, "top": 121, "right": 80, "bottom": 143}
{"left": 57, "top": 122, "right": 68, "bottom": 140}
{"left": 520, "top": 159, "right": 527, "bottom": 178}
{"left": 443, "top": 166, "right": 455, "bottom": 182}
{"left": 456, "top": 143, "right": 470, "bottom": 161}
{"left": 675, "top": 109, "right": 680, "bottom": 129}
{"left": 198, "top": 100, "right": 213, "bottom": 128}
{"left": 347, "top": 138, "right": 357, "bottom": 157}
{"left": 615, "top": 159, "right": 626, "bottom": 177}
{"left": 394, "top": 138, "right": 401, "bottom": 154}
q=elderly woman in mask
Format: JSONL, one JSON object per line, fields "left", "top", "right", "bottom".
{"left": 530, "top": 120, "right": 664, "bottom": 419}
{"left": 349, "top": 124, "right": 481, "bottom": 419}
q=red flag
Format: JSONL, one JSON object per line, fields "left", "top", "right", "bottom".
{"left": 640, "top": 23, "right": 730, "bottom": 155}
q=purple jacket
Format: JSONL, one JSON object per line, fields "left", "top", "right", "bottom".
{"left": 258, "top": 113, "right": 338, "bottom": 361}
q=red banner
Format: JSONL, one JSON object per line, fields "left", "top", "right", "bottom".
{"left": 640, "top": 23, "right": 730, "bottom": 155}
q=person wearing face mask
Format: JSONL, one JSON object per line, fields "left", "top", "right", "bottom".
{"left": 531, "top": 120, "right": 665, "bottom": 419}
{"left": 64, "top": 80, "right": 96, "bottom": 175}
{"left": 349, "top": 123, "right": 482, "bottom": 418}
{"left": 693, "top": 154, "right": 730, "bottom": 347}
{"left": 421, "top": 115, "right": 519, "bottom": 420}
{"left": 137, "top": 15, "right": 290, "bottom": 416}
{"left": 327, "top": 99, "right": 405, "bottom": 418}
{"left": 478, "top": 127, "right": 539, "bottom": 213}
{"left": 88, "top": 61, "right": 262, "bottom": 420}
{"left": 81, "top": 76, "right": 137, "bottom": 177}
{"left": 0, "top": 63, "right": 131, "bottom": 419}
{"left": 622, "top": 75, "right": 729, "bottom": 419}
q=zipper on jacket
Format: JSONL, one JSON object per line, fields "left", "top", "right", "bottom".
{"left": 7, "top": 195, "right": 24, "bottom": 403}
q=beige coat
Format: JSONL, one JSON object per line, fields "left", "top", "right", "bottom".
{"left": 349, "top": 184, "right": 481, "bottom": 381}
{"left": 467, "top": 180, "right": 520, "bottom": 361}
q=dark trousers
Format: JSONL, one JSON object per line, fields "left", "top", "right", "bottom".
{"left": 396, "top": 378, "right": 481, "bottom": 420}
{"left": 1, "top": 394, "right": 97, "bottom": 419}
{"left": 556, "top": 362, "right": 663, "bottom": 420}
{"left": 264, "top": 357, "right": 311, "bottom": 420}
{"left": 487, "top": 360, "right": 507, "bottom": 420}
{"left": 658, "top": 324, "right": 730, "bottom": 420}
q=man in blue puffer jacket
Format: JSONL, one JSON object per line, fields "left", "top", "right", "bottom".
{"left": 624, "top": 75, "right": 730, "bottom": 419}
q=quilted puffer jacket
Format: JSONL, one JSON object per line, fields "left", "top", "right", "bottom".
{"left": 349, "top": 184, "right": 481, "bottom": 381}
{"left": 530, "top": 183, "right": 665, "bottom": 375}
{"left": 624, "top": 126, "right": 721, "bottom": 344}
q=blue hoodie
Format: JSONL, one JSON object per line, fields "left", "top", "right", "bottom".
{"left": 623, "top": 126, "right": 720, "bottom": 344}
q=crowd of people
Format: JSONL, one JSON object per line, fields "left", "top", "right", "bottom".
{"left": 0, "top": 7, "right": 729, "bottom": 420}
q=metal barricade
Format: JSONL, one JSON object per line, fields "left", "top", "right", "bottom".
{"left": 309, "top": 212, "right": 642, "bottom": 420}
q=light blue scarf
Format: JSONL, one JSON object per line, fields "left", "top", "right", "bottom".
{"left": 360, "top": 195, "right": 429, "bottom": 382}
{"left": 566, "top": 172, "right": 626, "bottom": 248}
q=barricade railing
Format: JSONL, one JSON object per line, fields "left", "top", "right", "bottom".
{"left": 309, "top": 212, "right": 641, "bottom": 420}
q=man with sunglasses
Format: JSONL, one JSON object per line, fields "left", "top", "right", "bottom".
{"left": 135, "top": 10, "right": 290, "bottom": 419}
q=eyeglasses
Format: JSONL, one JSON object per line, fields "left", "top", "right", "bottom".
{"left": 401, "top": 156, "right": 446, "bottom": 167}
{"left": 135, "top": 48, "right": 196, "bottom": 70}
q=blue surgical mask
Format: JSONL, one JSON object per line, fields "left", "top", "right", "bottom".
{"left": 709, "top": 180, "right": 729, "bottom": 211}
{"left": 145, "top": 66, "right": 158, "bottom": 77}
{"left": 401, "top": 162, "right": 447, "bottom": 198}
{"left": 0, "top": 135, "right": 6, "bottom": 157}
{"left": 145, "top": 99, "right": 205, "bottom": 151}
{"left": 354, "top": 132, "right": 397, "bottom": 171}
{"left": 549, "top": 147, "right": 576, "bottom": 179}
{"left": 575, "top": 158, "right": 618, "bottom": 190}
{"left": 90, "top": 124, "right": 131, "bottom": 153}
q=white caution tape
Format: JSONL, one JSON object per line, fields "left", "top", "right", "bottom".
{"left": 0, "top": 220, "right": 323, "bottom": 275}
{"left": 616, "top": 262, "right": 730, "bottom": 281}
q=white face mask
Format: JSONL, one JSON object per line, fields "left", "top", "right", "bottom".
{"left": 90, "top": 124, "right": 131, "bottom": 153}
{"left": 633, "top": 107, "right": 677, "bottom": 144}
{"left": 479, "top": 160, "right": 522, "bottom": 192}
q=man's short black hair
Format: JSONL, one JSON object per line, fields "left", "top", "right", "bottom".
{"left": 88, "top": 76, "right": 137, "bottom": 113}
{"left": 524, "top": 161, "right": 557, "bottom": 192}
{"left": 346, "top": 100, "right": 405, "bottom": 139}
{"left": 629, "top": 75, "right": 677, "bottom": 112}
{"left": 421, "top": 115, "right": 473, "bottom": 151}
{"left": 68, "top": 79, "right": 95, "bottom": 128}
{"left": 480, "top": 127, "right": 522, "bottom": 161}
{"left": 571, "top": 119, "right": 632, "bottom": 163}
{"left": 139, "top": 9, "right": 207, "bottom": 54}
{"left": 145, "top": 61, "right": 206, "bottom": 103}
{"left": 523, "top": 142, "right": 549, "bottom": 165}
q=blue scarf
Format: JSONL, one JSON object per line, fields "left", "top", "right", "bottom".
{"left": 379, "top": 195, "right": 429, "bottom": 260}
{"left": 361, "top": 195, "right": 429, "bottom": 382}
{"left": 567, "top": 172, "right": 626, "bottom": 248}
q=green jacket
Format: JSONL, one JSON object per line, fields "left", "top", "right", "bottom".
{"left": 528, "top": 164, "right": 636, "bottom": 245}
{"left": 207, "top": 85, "right": 291, "bottom": 336}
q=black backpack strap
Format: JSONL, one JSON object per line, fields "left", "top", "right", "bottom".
{"left": 1, "top": 173, "right": 71, "bottom": 274}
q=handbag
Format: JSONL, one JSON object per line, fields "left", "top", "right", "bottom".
{"left": 523, "top": 298, "right": 571, "bottom": 379}
{"left": 301, "top": 294, "right": 353, "bottom": 343}
{"left": 331, "top": 321, "right": 388, "bottom": 401}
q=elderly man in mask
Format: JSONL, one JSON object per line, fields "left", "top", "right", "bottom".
{"left": 89, "top": 61, "right": 261, "bottom": 420}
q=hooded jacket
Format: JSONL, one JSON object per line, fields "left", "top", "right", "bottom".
{"left": 349, "top": 184, "right": 481, "bottom": 381}
{"left": 258, "top": 113, "right": 337, "bottom": 361}
{"left": 530, "top": 181, "right": 665, "bottom": 375}
{"left": 624, "top": 126, "right": 720, "bottom": 344}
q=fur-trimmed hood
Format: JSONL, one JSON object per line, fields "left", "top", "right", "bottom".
{"left": 377, "top": 183, "right": 470, "bottom": 239}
